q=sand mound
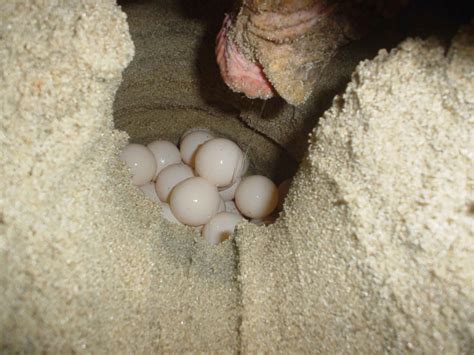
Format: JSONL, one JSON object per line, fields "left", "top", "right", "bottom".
{"left": 0, "top": 1, "right": 472, "bottom": 353}
{"left": 238, "top": 27, "right": 474, "bottom": 353}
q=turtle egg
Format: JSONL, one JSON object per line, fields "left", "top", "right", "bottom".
{"left": 170, "top": 177, "right": 221, "bottom": 226}
{"left": 139, "top": 182, "right": 160, "bottom": 203}
{"left": 235, "top": 151, "right": 249, "bottom": 178}
{"left": 218, "top": 178, "right": 241, "bottom": 201}
{"left": 120, "top": 143, "right": 157, "bottom": 186}
{"left": 202, "top": 212, "right": 243, "bottom": 245}
{"left": 147, "top": 140, "right": 181, "bottom": 179}
{"left": 155, "top": 163, "right": 194, "bottom": 202}
{"left": 235, "top": 175, "right": 278, "bottom": 219}
{"left": 181, "top": 127, "right": 211, "bottom": 139}
{"left": 161, "top": 203, "right": 182, "bottom": 225}
{"left": 225, "top": 200, "right": 242, "bottom": 216}
{"left": 195, "top": 138, "right": 245, "bottom": 187}
{"left": 180, "top": 130, "right": 214, "bottom": 167}
{"left": 218, "top": 197, "right": 226, "bottom": 213}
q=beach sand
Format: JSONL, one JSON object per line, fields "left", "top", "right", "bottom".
{"left": 0, "top": 1, "right": 472, "bottom": 352}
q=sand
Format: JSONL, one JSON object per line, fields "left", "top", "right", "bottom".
{"left": 0, "top": 0, "right": 472, "bottom": 353}
{"left": 238, "top": 29, "right": 474, "bottom": 353}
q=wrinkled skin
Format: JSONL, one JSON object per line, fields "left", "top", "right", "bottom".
{"left": 216, "top": 13, "right": 276, "bottom": 99}
{"left": 216, "top": 0, "right": 408, "bottom": 105}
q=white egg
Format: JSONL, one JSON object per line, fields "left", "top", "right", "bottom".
{"left": 224, "top": 201, "right": 243, "bottom": 216}
{"left": 147, "top": 140, "right": 181, "bottom": 179}
{"left": 170, "top": 177, "right": 221, "bottom": 226}
{"left": 161, "top": 203, "right": 182, "bottom": 225}
{"left": 181, "top": 127, "right": 211, "bottom": 139}
{"left": 155, "top": 163, "right": 194, "bottom": 202}
{"left": 218, "top": 178, "right": 241, "bottom": 201}
{"left": 180, "top": 130, "right": 214, "bottom": 167}
{"left": 195, "top": 138, "right": 246, "bottom": 187}
{"left": 202, "top": 212, "right": 243, "bottom": 245}
{"left": 139, "top": 182, "right": 160, "bottom": 203}
{"left": 277, "top": 178, "right": 291, "bottom": 210}
{"left": 218, "top": 197, "right": 226, "bottom": 213}
{"left": 235, "top": 175, "right": 279, "bottom": 219}
{"left": 119, "top": 143, "right": 157, "bottom": 186}
{"left": 236, "top": 151, "right": 249, "bottom": 177}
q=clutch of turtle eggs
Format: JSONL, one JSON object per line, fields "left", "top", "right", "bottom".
{"left": 120, "top": 128, "right": 290, "bottom": 245}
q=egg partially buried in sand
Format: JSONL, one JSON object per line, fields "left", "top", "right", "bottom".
{"left": 202, "top": 212, "right": 243, "bottom": 245}
{"left": 170, "top": 177, "right": 221, "bottom": 226}
{"left": 139, "top": 182, "right": 161, "bottom": 203}
{"left": 161, "top": 203, "right": 182, "bottom": 225}
{"left": 235, "top": 175, "right": 278, "bottom": 219}
{"left": 120, "top": 143, "right": 157, "bottom": 186}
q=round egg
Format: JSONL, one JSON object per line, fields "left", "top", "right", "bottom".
{"left": 147, "top": 140, "right": 181, "bottom": 179}
{"left": 202, "top": 212, "right": 243, "bottom": 245}
{"left": 195, "top": 138, "right": 246, "bottom": 187}
{"left": 119, "top": 143, "right": 157, "bottom": 186}
{"left": 155, "top": 163, "right": 194, "bottom": 202}
{"left": 225, "top": 200, "right": 243, "bottom": 217}
{"left": 218, "top": 178, "right": 241, "bottom": 201}
{"left": 180, "top": 130, "right": 214, "bottom": 167}
{"left": 218, "top": 197, "right": 226, "bottom": 213}
{"left": 235, "top": 175, "right": 279, "bottom": 219}
{"left": 236, "top": 151, "right": 249, "bottom": 177}
{"left": 139, "top": 182, "right": 160, "bottom": 203}
{"left": 170, "top": 177, "right": 221, "bottom": 226}
{"left": 161, "top": 203, "right": 182, "bottom": 225}
{"left": 181, "top": 127, "right": 211, "bottom": 139}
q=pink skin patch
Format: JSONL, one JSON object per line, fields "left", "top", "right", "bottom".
{"left": 215, "top": 14, "right": 275, "bottom": 100}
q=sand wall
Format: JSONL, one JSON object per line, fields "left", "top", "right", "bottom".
{"left": 0, "top": 1, "right": 240, "bottom": 352}
{"left": 0, "top": 0, "right": 472, "bottom": 353}
{"left": 237, "top": 27, "right": 474, "bottom": 353}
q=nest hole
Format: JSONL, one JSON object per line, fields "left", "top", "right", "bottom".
{"left": 112, "top": 0, "right": 471, "bottom": 218}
